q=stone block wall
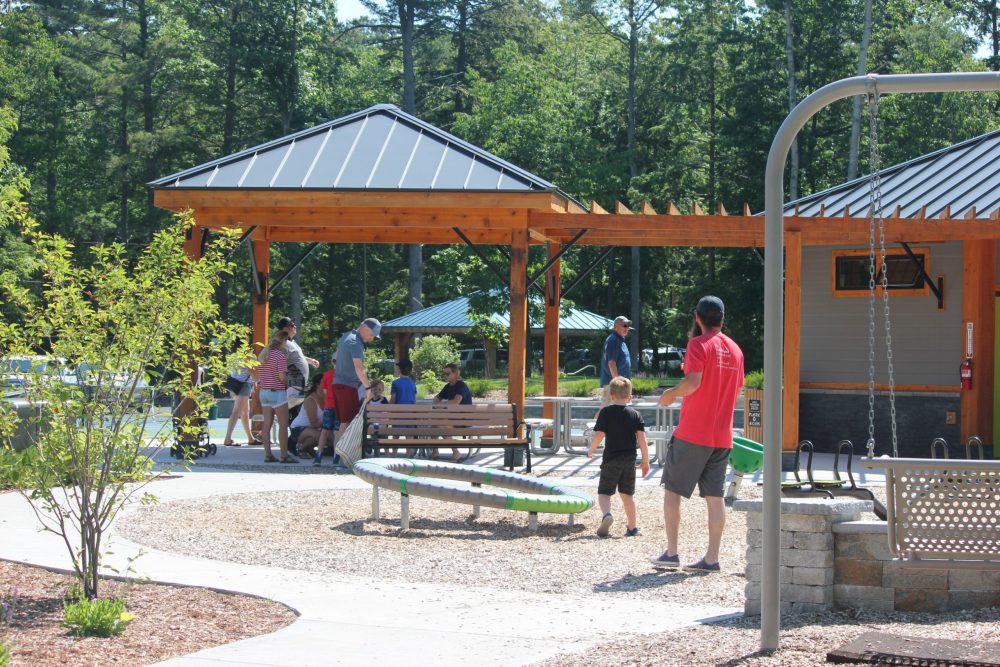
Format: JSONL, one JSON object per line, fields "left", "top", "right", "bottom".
{"left": 736, "top": 498, "right": 868, "bottom": 616}
{"left": 833, "top": 521, "right": 1000, "bottom": 612}
{"left": 738, "top": 499, "right": 1000, "bottom": 616}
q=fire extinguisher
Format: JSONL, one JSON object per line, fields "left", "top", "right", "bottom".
{"left": 960, "top": 357, "right": 973, "bottom": 391}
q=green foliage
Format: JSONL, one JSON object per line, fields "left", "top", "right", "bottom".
{"left": 0, "top": 208, "right": 250, "bottom": 600}
{"left": 0, "top": 446, "right": 46, "bottom": 490}
{"left": 63, "top": 597, "right": 134, "bottom": 638}
{"left": 463, "top": 378, "right": 493, "bottom": 398}
{"left": 410, "top": 335, "right": 459, "bottom": 381}
{"left": 744, "top": 369, "right": 764, "bottom": 389}
{"left": 0, "top": 639, "right": 9, "bottom": 667}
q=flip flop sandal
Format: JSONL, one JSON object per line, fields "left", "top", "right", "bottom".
{"left": 264, "top": 455, "right": 279, "bottom": 463}
{"left": 223, "top": 441, "right": 240, "bottom": 447}
{"left": 280, "top": 456, "right": 299, "bottom": 463}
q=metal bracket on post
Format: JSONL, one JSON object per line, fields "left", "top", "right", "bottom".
{"left": 898, "top": 242, "right": 944, "bottom": 308}
{"left": 562, "top": 246, "right": 616, "bottom": 299}
{"left": 268, "top": 242, "right": 321, "bottom": 294}
{"left": 526, "top": 229, "right": 586, "bottom": 292}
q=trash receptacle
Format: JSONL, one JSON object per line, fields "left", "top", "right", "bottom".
{"left": 504, "top": 447, "right": 525, "bottom": 468}
{"left": 208, "top": 403, "right": 219, "bottom": 420}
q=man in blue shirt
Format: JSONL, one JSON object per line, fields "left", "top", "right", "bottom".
{"left": 599, "top": 316, "right": 633, "bottom": 408}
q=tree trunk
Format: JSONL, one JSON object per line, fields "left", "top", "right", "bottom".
{"left": 453, "top": 0, "right": 469, "bottom": 113}
{"left": 139, "top": 0, "right": 155, "bottom": 227}
{"left": 784, "top": 0, "right": 799, "bottom": 200}
{"left": 223, "top": 3, "right": 240, "bottom": 155}
{"left": 398, "top": 0, "right": 422, "bottom": 312}
{"left": 626, "top": 6, "right": 640, "bottom": 365}
{"left": 847, "top": 0, "right": 873, "bottom": 181}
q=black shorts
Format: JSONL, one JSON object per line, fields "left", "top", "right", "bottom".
{"left": 598, "top": 453, "right": 637, "bottom": 496}
{"left": 659, "top": 436, "right": 729, "bottom": 498}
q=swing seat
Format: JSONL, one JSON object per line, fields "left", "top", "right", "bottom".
{"left": 861, "top": 457, "right": 1000, "bottom": 570}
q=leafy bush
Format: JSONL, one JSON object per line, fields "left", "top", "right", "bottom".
{"left": 464, "top": 378, "right": 492, "bottom": 398}
{"left": 410, "top": 335, "right": 458, "bottom": 380}
{"left": 629, "top": 378, "right": 663, "bottom": 396}
{"left": 63, "top": 597, "right": 134, "bottom": 637}
{"left": 744, "top": 369, "right": 764, "bottom": 389}
{"left": 0, "top": 446, "right": 44, "bottom": 490}
{"left": 0, "top": 639, "right": 9, "bottom": 667}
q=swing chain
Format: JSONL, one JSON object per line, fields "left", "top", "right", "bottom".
{"left": 866, "top": 91, "right": 899, "bottom": 458}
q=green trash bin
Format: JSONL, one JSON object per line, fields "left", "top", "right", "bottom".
{"left": 208, "top": 403, "right": 219, "bottom": 420}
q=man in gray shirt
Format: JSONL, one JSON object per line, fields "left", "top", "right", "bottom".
{"left": 331, "top": 318, "right": 381, "bottom": 436}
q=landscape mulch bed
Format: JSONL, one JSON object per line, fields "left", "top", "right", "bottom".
{"left": 0, "top": 559, "right": 296, "bottom": 667}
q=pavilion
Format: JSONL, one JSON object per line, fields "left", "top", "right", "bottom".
{"left": 150, "top": 103, "right": 1000, "bottom": 452}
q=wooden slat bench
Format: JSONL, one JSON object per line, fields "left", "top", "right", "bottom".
{"left": 364, "top": 403, "right": 532, "bottom": 472}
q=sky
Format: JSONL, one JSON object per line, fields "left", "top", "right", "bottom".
{"left": 338, "top": 0, "right": 371, "bottom": 22}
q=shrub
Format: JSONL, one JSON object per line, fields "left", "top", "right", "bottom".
{"left": 63, "top": 597, "right": 134, "bottom": 637}
{"left": 744, "top": 369, "right": 764, "bottom": 389}
{"left": 0, "top": 446, "right": 45, "bottom": 490}
{"left": 0, "top": 639, "right": 9, "bottom": 667}
{"left": 410, "top": 336, "right": 458, "bottom": 380}
{"left": 464, "top": 378, "right": 492, "bottom": 398}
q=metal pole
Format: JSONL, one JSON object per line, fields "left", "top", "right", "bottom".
{"left": 762, "top": 71, "right": 1000, "bottom": 651}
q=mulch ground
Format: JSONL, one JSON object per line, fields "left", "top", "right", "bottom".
{"left": 0, "top": 559, "right": 297, "bottom": 667}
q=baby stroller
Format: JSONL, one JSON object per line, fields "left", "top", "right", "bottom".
{"left": 171, "top": 415, "right": 217, "bottom": 459}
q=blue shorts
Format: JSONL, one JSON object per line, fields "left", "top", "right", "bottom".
{"left": 235, "top": 382, "right": 253, "bottom": 397}
{"left": 259, "top": 389, "right": 287, "bottom": 409}
{"left": 322, "top": 407, "right": 339, "bottom": 431}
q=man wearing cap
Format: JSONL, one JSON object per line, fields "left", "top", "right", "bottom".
{"left": 651, "top": 296, "right": 744, "bottom": 574}
{"left": 599, "top": 315, "right": 633, "bottom": 408}
{"left": 331, "top": 318, "right": 381, "bottom": 440}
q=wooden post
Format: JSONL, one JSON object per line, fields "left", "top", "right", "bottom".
{"left": 250, "top": 237, "right": 270, "bottom": 428}
{"left": 961, "top": 240, "right": 995, "bottom": 444}
{"left": 543, "top": 243, "right": 561, "bottom": 420}
{"left": 783, "top": 231, "right": 802, "bottom": 451}
{"left": 508, "top": 227, "right": 529, "bottom": 423}
{"left": 177, "top": 226, "right": 204, "bottom": 420}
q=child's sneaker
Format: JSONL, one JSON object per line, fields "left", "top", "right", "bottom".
{"left": 683, "top": 558, "right": 721, "bottom": 573}
{"left": 624, "top": 527, "right": 641, "bottom": 537}
{"left": 649, "top": 551, "right": 680, "bottom": 569}
{"left": 596, "top": 513, "right": 613, "bottom": 538}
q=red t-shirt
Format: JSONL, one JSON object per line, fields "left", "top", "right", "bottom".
{"left": 321, "top": 369, "right": 336, "bottom": 409}
{"left": 673, "top": 330, "right": 744, "bottom": 449}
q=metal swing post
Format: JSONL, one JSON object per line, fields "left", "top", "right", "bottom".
{"left": 762, "top": 71, "right": 1000, "bottom": 652}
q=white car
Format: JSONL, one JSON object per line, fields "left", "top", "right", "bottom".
{"left": 1, "top": 356, "right": 74, "bottom": 396}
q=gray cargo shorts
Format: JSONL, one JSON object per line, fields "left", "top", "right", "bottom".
{"left": 660, "top": 435, "right": 730, "bottom": 498}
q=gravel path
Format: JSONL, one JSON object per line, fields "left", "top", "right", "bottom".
{"left": 116, "top": 483, "right": 1000, "bottom": 666}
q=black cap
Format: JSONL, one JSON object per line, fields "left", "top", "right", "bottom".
{"left": 695, "top": 296, "right": 725, "bottom": 317}
{"left": 276, "top": 316, "right": 296, "bottom": 330}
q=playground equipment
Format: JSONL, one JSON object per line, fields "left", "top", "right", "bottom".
{"left": 353, "top": 458, "right": 594, "bottom": 532}
{"left": 724, "top": 435, "right": 765, "bottom": 502}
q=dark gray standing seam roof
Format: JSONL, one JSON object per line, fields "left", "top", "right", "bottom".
{"left": 149, "top": 104, "right": 568, "bottom": 195}
{"left": 786, "top": 128, "right": 1000, "bottom": 219}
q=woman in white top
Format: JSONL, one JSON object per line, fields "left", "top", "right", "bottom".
{"left": 290, "top": 374, "right": 324, "bottom": 458}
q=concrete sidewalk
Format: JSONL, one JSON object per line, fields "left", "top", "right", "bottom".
{"left": 0, "top": 452, "right": 741, "bottom": 667}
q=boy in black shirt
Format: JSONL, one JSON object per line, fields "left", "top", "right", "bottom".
{"left": 587, "top": 377, "right": 650, "bottom": 537}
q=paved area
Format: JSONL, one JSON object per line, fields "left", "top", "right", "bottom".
{"left": 0, "top": 429, "right": 886, "bottom": 667}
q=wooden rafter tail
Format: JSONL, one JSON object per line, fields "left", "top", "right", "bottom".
{"left": 641, "top": 201, "right": 657, "bottom": 215}
{"left": 937, "top": 205, "right": 951, "bottom": 221}
{"left": 615, "top": 201, "right": 633, "bottom": 215}
{"left": 717, "top": 202, "right": 728, "bottom": 216}
{"left": 692, "top": 201, "right": 705, "bottom": 215}
{"left": 917, "top": 206, "right": 927, "bottom": 219}
{"left": 590, "top": 200, "right": 609, "bottom": 215}
{"left": 991, "top": 207, "right": 1000, "bottom": 220}
{"left": 843, "top": 205, "right": 851, "bottom": 218}
{"left": 742, "top": 202, "right": 751, "bottom": 216}
{"left": 964, "top": 206, "right": 978, "bottom": 219}
{"left": 817, "top": 204, "right": 826, "bottom": 217}
{"left": 793, "top": 203, "right": 800, "bottom": 216}
{"left": 667, "top": 201, "right": 681, "bottom": 215}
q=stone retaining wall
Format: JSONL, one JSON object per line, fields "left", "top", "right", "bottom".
{"left": 736, "top": 498, "right": 1000, "bottom": 616}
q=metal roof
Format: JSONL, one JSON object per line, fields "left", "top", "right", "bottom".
{"left": 380, "top": 291, "right": 614, "bottom": 336}
{"left": 786, "top": 128, "right": 1000, "bottom": 219}
{"left": 149, "top": 104, "right": 566, "bottom": 194}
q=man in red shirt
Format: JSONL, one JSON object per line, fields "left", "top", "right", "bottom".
{"left": 651, "top": 296, "right": 744, "bottom": 573}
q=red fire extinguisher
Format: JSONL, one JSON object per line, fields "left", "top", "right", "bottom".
{"left": 960, "top": 357, "right": 973, "bottom": 391}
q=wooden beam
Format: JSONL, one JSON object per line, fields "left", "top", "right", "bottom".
{"left": 154, "top": 188, "right": 557, "bottom": 211}
{"left": 508, "top": 226, "right": 529, "bottom": 423}
{"left": 190, "top": 206, "right": 528, "bottom": 229}
{"left": 783, "top": 230, "right": 802, "bottom": 452}
{"left": 961, "top": 239, "right": 996, "bottom": 445}
{"left": 178, "top": 226, "right": 205, "bottom": 420}
{"left": 543, "top": 244, "right": 561, "bottom": 423}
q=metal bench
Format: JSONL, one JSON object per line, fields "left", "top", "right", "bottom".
{"left": 861, "top": 457, "right": 1000, "bottom": 570}
{"left": 365, "top": 403, "right": 532, "bottom": 472}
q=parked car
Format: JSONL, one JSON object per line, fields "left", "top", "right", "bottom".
{"left": 1, "top": 356, "right": 74, "bottom": 396}
{"left": 642, "top": 347, "right": 686, "bottom": 375}
{"left": 560, "top": 348, "right": 596, "bottom": 375}
{"left": 75, "top": 362, "right": 151, "bottom": 404}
